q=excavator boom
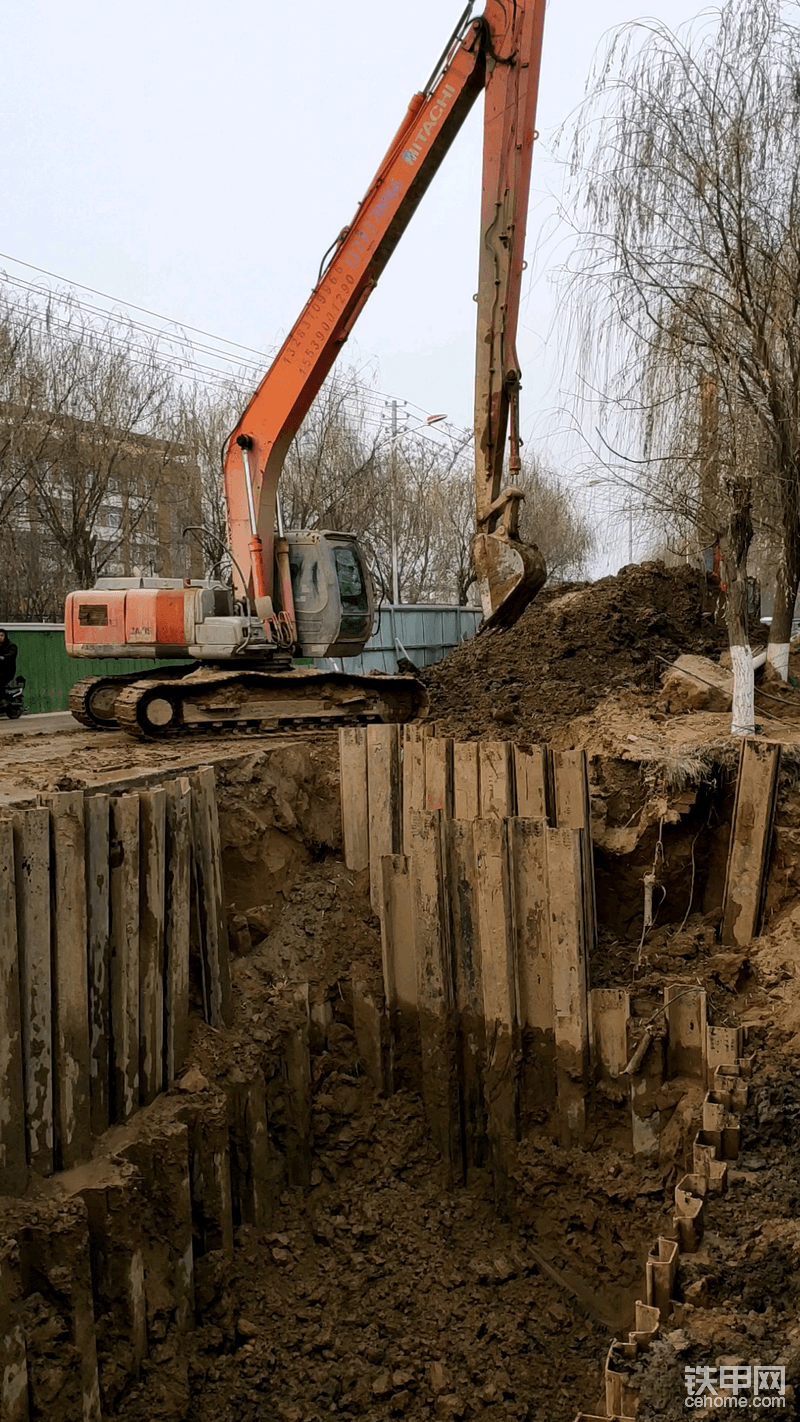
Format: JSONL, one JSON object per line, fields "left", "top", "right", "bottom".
{"left": 225, "top": 0, "right": 548, "bottom": 628}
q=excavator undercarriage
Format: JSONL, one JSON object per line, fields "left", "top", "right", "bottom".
{"left": 69, "top": 665, "right": 428, "bottom": 739}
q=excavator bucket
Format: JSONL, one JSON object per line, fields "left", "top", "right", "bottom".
{"left": 472, "top": 531, "right": 547, "bottom": 631}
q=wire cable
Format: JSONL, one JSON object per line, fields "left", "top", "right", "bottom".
{"left": 0, "top": 252, "right": 471, "bottom": 435}
{"left": 0, "top": 251, "right": 278, "bottom": 362}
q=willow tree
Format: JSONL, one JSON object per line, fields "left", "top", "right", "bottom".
{"left": 564, "top": 0, "right": 800, "bottom": 728}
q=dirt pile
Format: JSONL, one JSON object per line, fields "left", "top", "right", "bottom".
{"left": 422, "top": 563, "right": 730, "bottom": 743}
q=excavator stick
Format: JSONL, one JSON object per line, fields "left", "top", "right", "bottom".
{"left": 473, "top": 0, "right": 549, "bottom": 630}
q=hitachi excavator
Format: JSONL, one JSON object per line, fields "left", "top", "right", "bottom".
{"left": 65, "top": 0, "right": 548, "bottom": 739}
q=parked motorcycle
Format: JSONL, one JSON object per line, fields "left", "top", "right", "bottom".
{"left": 0, "top": 676, "right": 26, "bottom": 719}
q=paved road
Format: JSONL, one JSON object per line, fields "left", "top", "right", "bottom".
{"left": 0, "top": 710, "right": 82, "bottom": 736}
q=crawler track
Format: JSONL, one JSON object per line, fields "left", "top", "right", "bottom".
{"left": 69, "top": 665, "right": 198, "bottom": 730}
{"left": 108, "top": 666, "right": 428, "bottom": 739}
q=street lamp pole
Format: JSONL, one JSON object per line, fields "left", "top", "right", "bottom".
{"left": 389, "top": 399, "right": 400, "bottom": 605}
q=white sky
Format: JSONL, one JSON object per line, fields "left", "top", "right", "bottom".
{"left": 1, "top": 0, "right": 704, "bottom": 568}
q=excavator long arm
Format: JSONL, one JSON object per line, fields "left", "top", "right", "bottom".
{"left": 224, "top": 0, "right": 548, "bottom": 628}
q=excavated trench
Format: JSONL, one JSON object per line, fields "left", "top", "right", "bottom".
{"left": 91, "top": 747, "right": 800, "bottom": 1416}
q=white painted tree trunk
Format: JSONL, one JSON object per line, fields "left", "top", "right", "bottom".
{"left": 766, "top": 640, "right": 790, "bottom": 681}
{"left": 730, "top": 643, "right": 755, "bottom": 737}
{"left": 768, "top": 559, "right": 795, "bottom": 682}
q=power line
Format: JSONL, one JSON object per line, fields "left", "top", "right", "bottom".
{"left": 1, "top": 271, "right": 267, "bottom": 374}
{"left": 0, "top": 251, "right": 278, "bottom": 363}
{"left": 0, "top": 252, "right": 466, "bottom": 436}
{"left": 0, "top": 296, "right": 256, "bottom": 400}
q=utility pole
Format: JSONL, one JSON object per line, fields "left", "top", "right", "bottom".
{"left": 386, "top": 398, "right": 404, "bottom": 606}
{"left": 383, "top": 399, "right": 447, "bottom": 606}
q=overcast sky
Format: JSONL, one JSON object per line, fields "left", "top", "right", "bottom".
{"left": 2, "top": 0, "right": 704, "bottom": 566}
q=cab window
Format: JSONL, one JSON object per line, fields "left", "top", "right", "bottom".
{"left": 289, "top": 549, "right": 326, "bottom": 612}
{"left": 333, "top": 545, "right": 367, "bottom": 610}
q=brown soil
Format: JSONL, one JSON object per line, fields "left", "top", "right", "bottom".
{"left": 105, "top": 766, "right": 800, "bottom": 1422}
{"left": 115, "top": 886, "right": 676, "bottom": 1422}
{"left": 422, "top": 563, "right": 748, "bottom": 744}
{"left": 104, "top": 844, "right": 800, "bottom": 1422}
{"left": 0, "top": 725, "right": 339, "bottom": 806}
{"left": 116, "top": 1089, "right": 639, "bottom": 1422}
{"left": 633, "top": 1063, "right": 800, "bottom": 1421}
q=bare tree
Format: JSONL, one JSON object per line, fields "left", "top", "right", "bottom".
{"left": 517, "top": 458, "right": 594, "bottom": 582}
{"left": 281, "top": 370, "right": 381, "bottom": 535}
{"left": 563, "top": 0, "right": 800, "bottom": 725}
{"left": 177, "top": 380, "right": 242, "bottom": 577}
{"left": 375, "top": 429, "right": 473, "bottom": 604}
{"left": 0, "top": 299, "right": 44, "bottom": 530}
{"left": 429, "top": 454, "right": 593, "bottom": 604}
{"left": 0, "top": 287, "right": 200, "bottom": 616}
{"left": 276, "top": 373, "right": 470, "bottom": 604}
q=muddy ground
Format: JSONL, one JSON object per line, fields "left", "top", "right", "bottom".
{"left": 4, "top": 562, "right": 800, "bottom": 1420}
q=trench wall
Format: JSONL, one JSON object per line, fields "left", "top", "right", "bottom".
{"left": 0, "top": 748, "right": 325, "bottom": 1422}
{"left": 0, "top": 1034, "right": 302, "bottom": 1422}
{"left": 340, "top": 725, "right": 766, "bottom": 1421}
{"left": 339, "top": 726, "right": 768, "bottom": 1180}
{"left": 0, "top": 767, "right": 231, "bottom": 1194}
{"left": 0, "top": 729, "right": 779, "bottom": 1421}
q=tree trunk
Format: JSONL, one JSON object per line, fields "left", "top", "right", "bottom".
{"left": 719, "top": 481, "right": 755, "bottom": 737}
{"left": 767, "top": 561, "right": 795, "bottom": 680}
{"left": 767, "top": 510, "right": 800, "bottom": 679}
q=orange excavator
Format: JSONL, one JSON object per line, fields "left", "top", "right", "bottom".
{"left": 66, "top": 0, "right": 548, "bottom": 739}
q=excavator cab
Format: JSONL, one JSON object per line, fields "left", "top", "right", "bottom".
{"left": 285, "top": 531, "right": 375, "bottom": 658}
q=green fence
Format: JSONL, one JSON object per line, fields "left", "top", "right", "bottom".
{"left": 4, "top": 625, "right": 160, "bottom": 714}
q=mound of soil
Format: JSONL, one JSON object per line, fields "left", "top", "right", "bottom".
{"left": 422, "top": 563, "right": 730, "bottom": 743}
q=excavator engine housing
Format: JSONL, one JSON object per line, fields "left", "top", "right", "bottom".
{"left": 65, "top": 530, "right": 376, "bottom": 663}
